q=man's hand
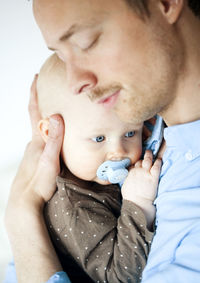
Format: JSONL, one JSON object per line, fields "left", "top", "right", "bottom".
{"left": 5, "top": 75, "right": 65, "bottom": 282}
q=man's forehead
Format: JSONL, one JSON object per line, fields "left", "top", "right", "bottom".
{"left": 33, "top": 0, "right": 110, "bottom": 43}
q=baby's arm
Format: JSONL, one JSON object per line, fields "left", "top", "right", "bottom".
{"left": 122, "top": 150, "right": 162, "bottom": 230}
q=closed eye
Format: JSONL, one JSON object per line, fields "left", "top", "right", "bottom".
{"left": 83, "top": 34, "right": 101, "bottom": 51}
{"left": 124, "top": 131, "right": 135, "bottom": 138}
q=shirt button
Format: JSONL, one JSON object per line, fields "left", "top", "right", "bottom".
{"left": 185, "top": 151, "right": 193, "bottom": 161}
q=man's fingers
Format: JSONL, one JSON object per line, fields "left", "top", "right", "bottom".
{"left": 36, "top": 115, "right": 65, "bottom": 201}
{"left": 28, "top": 74, "right": 42, "bottom": 137}
{"left": 142, "top": 150, "right": 153, "bottom": 170}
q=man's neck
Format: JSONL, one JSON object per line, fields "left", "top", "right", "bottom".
{"left": 160, "top": 13, "right": 200, "bottom": 127}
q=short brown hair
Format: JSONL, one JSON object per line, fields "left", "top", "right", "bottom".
{"left": 125, "top": 0, "right": 200, "bottom": 18}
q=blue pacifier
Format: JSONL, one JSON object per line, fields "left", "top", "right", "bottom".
{"left": 96, "top": 158, "right": 131, "bottom": 187}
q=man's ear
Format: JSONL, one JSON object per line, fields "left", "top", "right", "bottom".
{"left": 159, "top": 0, "right": 184, "bottom": 24}
{"left": 38, "top": 118, "right": 50, "bottom": 143}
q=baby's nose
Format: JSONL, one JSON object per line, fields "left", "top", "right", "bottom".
{"left": 106, "top": 143, "right": 126, "bottom": 161}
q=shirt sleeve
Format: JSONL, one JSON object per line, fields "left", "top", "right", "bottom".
{"left": 47, "top": 271, "right": 71, "bottom": 283}
{"left": 3, "top": 261, "right": 71, "bottom": 283}
{"left": 45, "top": 183, "right": 154, "bottom": 283}
{"left": 141, "top": 223, "right": 200, "bottom": 283}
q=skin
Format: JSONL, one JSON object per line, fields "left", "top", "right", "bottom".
{"left": 37, "top": 55, "right": 144, "bottom": 185}
{"left": 33, "top": 0, "right": 200, "bottom": 126}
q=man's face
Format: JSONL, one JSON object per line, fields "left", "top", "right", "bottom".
{"left": 34, "top": 0, "right": 181, "bottom": 123}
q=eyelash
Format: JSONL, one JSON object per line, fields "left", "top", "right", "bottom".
{"left": 84, "top": 34, "right": 100, "bottom": 51}
{"left": 92, "top": 136, "right": 105, "bottom": 143}
{"left": 124, "top": 131, "right": 135, "bottom": 138}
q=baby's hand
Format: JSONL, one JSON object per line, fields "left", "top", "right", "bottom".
{"left": 122, "top": 150, "right": 162, "bottom": 229}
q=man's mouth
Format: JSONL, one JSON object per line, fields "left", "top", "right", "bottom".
{"left": 97, "top": 90, "right": 120, "bottom": 109}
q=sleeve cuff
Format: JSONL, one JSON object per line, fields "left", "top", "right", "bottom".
{"left": 47, "top": 271, "right": 71, "bottom": 283}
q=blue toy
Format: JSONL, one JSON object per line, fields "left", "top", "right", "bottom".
{"left": 96, "top": 158, "right": 131, "bottom": 187}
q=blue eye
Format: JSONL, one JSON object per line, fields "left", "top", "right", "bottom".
{"left": 125, "top": 131, "right": 135, "bottom": 138}
{"left": 92, "top": 136, "right": 105, "bottom": 143}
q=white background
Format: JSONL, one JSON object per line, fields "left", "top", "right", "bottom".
{"left": 0, "top": 0, "right": 51, "bottom": 280}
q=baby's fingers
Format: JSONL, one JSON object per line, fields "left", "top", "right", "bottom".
{"left": 150, "top": 158, "right": 162, "bottom": 179}
{"left": 142, "top": 150, "right": 153, "bottom": 170}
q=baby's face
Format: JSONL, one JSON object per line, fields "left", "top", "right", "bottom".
{"left": 38, "top": 55, "right": 143, "bottom": 185}
{"left": 59, "top": 92, "right": 143, "bottom": 185}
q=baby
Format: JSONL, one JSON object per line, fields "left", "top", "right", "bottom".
{"left": 37, "top": 54, "right": 161, "bottom": 283}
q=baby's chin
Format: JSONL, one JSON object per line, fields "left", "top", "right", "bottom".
{"left": 93, "top": 177, "right": 112, "bottom": 186}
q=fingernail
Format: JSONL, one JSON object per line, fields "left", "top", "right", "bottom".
{"left": 50, "top": 117, "right": 60, "bottom": 128}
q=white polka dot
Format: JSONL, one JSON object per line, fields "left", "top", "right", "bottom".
{"left": 62, "top": 187, "right": 65, "bottom": 191}
{"left": 125, "top": 235, "right": 129, "bottom": 238}
{"left": 56, "top": 238, "right": 59, "bottom": 241}
{"left": 89, "top": 193, "right": 92, "bottom": 196}
{"left": 55, "top": 201, "right": 58, "bottom": 204}
{"left": 95, "top": 267, "right": 98, "bottom": 271}
{"left": 76, "top": 216, "right": 79, "bottom": 219}
{"left": 104, "top": 267, "right": 107, "bottom": 270}
{"left": 102, "top": 200, "right": 105, "bottom": 203}
{"left": 61, "top": 198, "right": 64, "bottom": 201}
{"left": 69, "top": 228, "right": 72, "bottom": 231}
{"left": 138, "top": 266, "right": 141, "bottom": 270}
{"left": 101, "top": 222, "right": 104, "bottom": 225}
{"left": 64, "top": 234, "right": 68, "bottom": 238}
{"left": 54, "top": 214, "right": 58, "bottom": 217}
{"left": 134, "top": 245, "right": 137, "bottom": 249}
{"left": 77, "top": 257, "right": 79, "bottom": 260}
{"left": 125, "top": 266, "right": 128, "bottom": 270}
{"left": 50, "top": 225, "right": 52, "bottom": 229}
{"left": 85, "top": 247, "right": 88, "bottom": 250}
{"left": 134, "top": 211, "right": 138, "bottom": 215}
{"left": 107, "top": 252, "right": 111, "bottom": 255}
{"left": 120, "top": 254, "right": 123, "bottom": 257}
{"left": 140, "top": 224, "right": 144, "bottom": 227}
{"left": 129, "top": 223, "right": 131, "bottom": 226}
{"left": 100, "top": 241, "right": 103, "bottom": 245}
{"left": 81, "top": 231, "right": 84, "bottom": 234}
{"left": 66, "top": 212, "right": 69, "bottom": 215}
{"left": 144, "top": 243, "right": 147, "bottom": 247}
{"left": 96, "top": 255, "right": 99, "bottom": 258}
{"left": 57, "top": 228, "right": 60, "bottom": 232}
{"left": 111, "top": 238, "right": 114, "bottom": 241}
{"left": 119, "top": 226, "right": 122, "bottom": 229}
{"left": 93, "top": 234, "right": 97, "bottom": 237}
{"left": 89, "top": 219, "right": 92, "bottom": 223}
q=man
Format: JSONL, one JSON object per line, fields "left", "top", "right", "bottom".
{"left": 5, "top": 0, "right": 200, "bottom": 282}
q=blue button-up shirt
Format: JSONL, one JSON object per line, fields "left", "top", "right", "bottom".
{"left": 142, "top": 119, "right": 200, "bottom": 282}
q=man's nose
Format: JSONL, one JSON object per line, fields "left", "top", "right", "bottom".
{"left": 106, "top": 142, "right": 127, "bottom": 161}
{"left": 67, "top": 62, "right": 97, "bottom": 95}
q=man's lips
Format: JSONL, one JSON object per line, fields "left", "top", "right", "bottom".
{"left": 97, "top": 90, "right": 120, "bottom": 109}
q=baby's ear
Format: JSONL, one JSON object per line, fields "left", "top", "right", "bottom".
{"left": 38, "top": 118, "right": 50, "bottom": 143}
